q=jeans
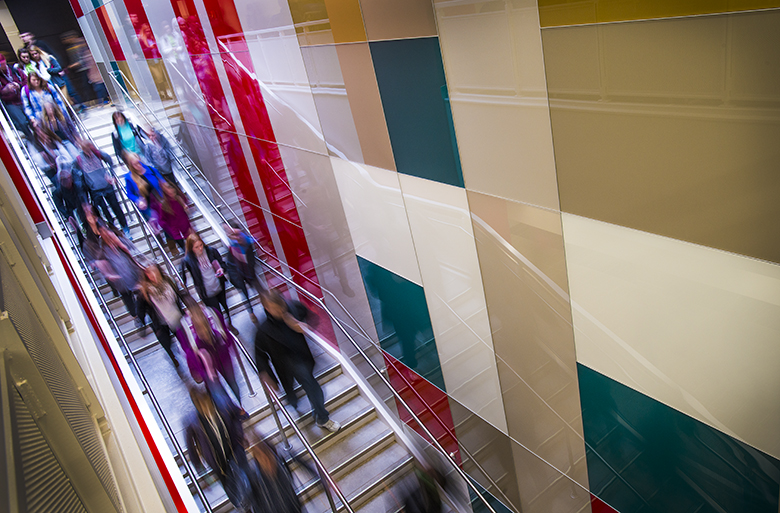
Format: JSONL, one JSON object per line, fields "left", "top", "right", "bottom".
{"left": 4, "top": 103, "right": 32, "bottom": 139}
{"left": 283, "top": 358, "right": 328, "bottom": 425}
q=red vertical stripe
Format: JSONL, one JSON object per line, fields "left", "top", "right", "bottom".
{"left": 122, "top": 0, "right": 161, "bottom": 59}
{"left": 95, "top": 6, "right": 126, "bottom": 61}
{"left": 0, "top": 134, "right": 44, "bottom": 224}
{"left": 170, "top": 1, "right": 284, "bottom": 285}
{"left": 385, "top": 353, "right": 461, "bottom": 465}
{"left": 198, "top": 0, "right": 333, "bottom": 340}
{"left": 68, "top": 0, "right": 84, "bottom": 18}
{"left": 0, "top": 131, "right": 187, "bottom": 511}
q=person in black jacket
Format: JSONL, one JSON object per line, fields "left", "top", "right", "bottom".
{"left": 52, "top": 158, "right": 87, "bottom": 245}
{"left": 111, "top": 111, "right": 145, "bottom": 165}
{"left": 180, "top": 232, "right": 231, "bottom": 327}
{"left": 253, "top": 290, "right": 340, "bottom": 433}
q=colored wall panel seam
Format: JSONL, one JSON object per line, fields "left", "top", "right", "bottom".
{"left": 562, "top": 212, "right": 780, "bottom": 459}
{"left": 356, "top": 256, "right": 444, "bottom": 391}
{"left": 538, "top": 0, "right": 780, "bottom": 27}
{"left": 384, "top": 353, "right": 461, "bottom": 466}
{"left": 95, "top": 5, "right": 125, "bottom": 61}
{"left": 335, "top": 43, "right": 396, "bottom": 171}
{"left": 323, "top": 0, "right": 366, "bottom": 43}
{"left": 578, "top": 363, "right": 780, "bottom": 513}
{"left": 370, "top": 37, "right": 464, "bottom": 188}
{"left": 69, "top": 0, "right": 84, "bottom": 18}
{"left": 359, "top": 0, "right": 438, "bottom": 40}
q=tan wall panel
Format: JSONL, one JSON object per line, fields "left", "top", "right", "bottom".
{"left": 468, "top": 191, "right": 589, "bottom": 491}
{"left": 335, "top": 42, "right": 396, "bottom": 171}
{"left": 538, "top": 0, "right": 780, "bottom": 27}
{"left": 359, "top": 0, "right": 438, "bottom": 40}
{"left": 434, "top": 0, "right": 560, "bottom": 210}
{"left": 544, "top": 11, "right": 780, "bottom": 263}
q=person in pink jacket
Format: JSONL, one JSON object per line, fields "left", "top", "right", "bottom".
{"left": 181, "top": 297, "right": 241, "bottom": 404}
{"left": 155, "top": 180, "right": 191, "bottom": 256}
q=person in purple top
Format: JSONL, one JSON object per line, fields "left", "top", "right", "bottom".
{"left": 181, "top": 297, "right": 241, "bottom": 404}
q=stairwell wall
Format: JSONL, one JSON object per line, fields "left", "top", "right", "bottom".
{"left": 71, "top": 1, "right": 780, "bottom": 513}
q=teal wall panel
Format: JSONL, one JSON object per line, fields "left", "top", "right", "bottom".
{"left": 369, "top": 37, "right": 464, "bottom": 188}
{"left": 578, "top": 363, "right": 780, "bottom": 513}
{"left": 356, "top": 256, "right": 445, "bottom": 391}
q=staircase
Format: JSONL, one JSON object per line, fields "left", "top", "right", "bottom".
{"left": 58, "top": 107, "right": 424, "bottom": 513}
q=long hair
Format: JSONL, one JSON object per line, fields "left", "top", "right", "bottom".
{"left": 184, "top": 296, "right": 214, "bottom": 347}
{"left": 185, "top": 232, "right": 203, "bottom": 256}
{"left": 26, "top": 71, "right": 46, "bottom": 91}
{"left": 41, "top": 100, "right": 66, "bottom": 125}
{"left": 28, "top": 46, "right": 51, "bottom": 68}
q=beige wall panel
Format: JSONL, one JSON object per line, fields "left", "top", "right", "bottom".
{"left": 510, "top": 441, "right": 591, "bottom": 513}
{"left": 359, "top": 0, "right": 438, "bottom": 40}
{"left": 435, "top": 0, "right": 560, "bottom": 210}
{"left": 563, "top": 213, "right": 780, "bottom": 459}
{"left": 469, "top": 191, "right": 588, "bottom": 489}
{"left": 544, "top": 11, "right": 780, "bottom": 263}
{"left": 335, "top": 42, "right": 396, "bottom": 171}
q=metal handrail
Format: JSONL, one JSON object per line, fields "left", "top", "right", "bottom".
{"left": 107, "top": 69, "right": 373, "bottom": 343}
{"left": 76, "top": 81, "right": 354, "bottom": 513}
{"left": 104, "top": 76, "right": 512, "bottom": 512}
{"left": 0, "top": 104, "right": 213, "bottom": 512}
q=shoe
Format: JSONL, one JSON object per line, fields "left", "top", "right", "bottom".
{"left": 122, "top": 226, "right": 130, "bottom": 238}
{"left": 317, "top": 419, "right": 341, "bottom": 433}
{"left": 249, "top": 312, "right": 257, "bottom": 324}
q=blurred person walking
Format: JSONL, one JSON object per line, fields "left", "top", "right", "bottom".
{"left": 181, "top": 232, "right": 231, "bottom": 327}
{"left": 21, "top": 72, "right": 68, "bottom": 128}
{"left": 185, "top": 384, "right": 251, "bottom": 510}
{"left": 224, "top": 221, "right": 263, "bottom": 323}
{"left": 254, "top": 290, "right": 340, "bottom": 433}
{"left": 76, "top": 139, "right": 129, "bottom": 235}
{"left": 39, "top": 101, "right": 77, "bottom": 143}
{"left": 155, "top": 180, "right": 191, "bottom": 256}
{"left": 140, "top": 263, "right": 186, "bottom": 366}
{"left": 143, "top": 124, "right": 176, "bottom": 183}
{"left": 124, "top": 151, "right": 164, "bottom": 220}
{"left": 96, "top": 224, "right": 142, "bottom": 319}
{"left": 112, "top": 111, "right": 145, "bottom": 164}
{"left": 182, "top": 297, "right": 242, "bottom": 402}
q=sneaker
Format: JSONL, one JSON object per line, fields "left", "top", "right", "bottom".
{"left": 317, "top": 419, "right": 341, "bottom": 433}
{"left": 122, "top": 226, "right": 130, "bottom": 238}
{"left": 249, "top": 312, "right": 258, "bottom": 324}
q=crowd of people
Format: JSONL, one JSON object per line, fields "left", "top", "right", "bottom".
{"left": 25, "top": 98, "right": 341, "bottom": 511}
{"left": 3, "top": 32, "right": 447, "bottom": 512}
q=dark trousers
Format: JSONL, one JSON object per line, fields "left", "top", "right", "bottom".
{"left": 119, "top": 290, "right": 136, "bottom": 318}
{"left": 203, "top": 288, "right": 230, "bottom": 325}
{"left": 93, "top": 189, "right": 128, "bottom": 229}
{"left": 4, "top": 103, "right": 32, "bottom": 139}
{"left": 281, "top": 358, "right": 328, "bottom": 425}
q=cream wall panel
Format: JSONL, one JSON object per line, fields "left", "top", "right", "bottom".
{"left": 433, "top": 0, "right": 559, "bottom": 210}
{"left": 399, "top": 174, "right": 507, "bottom": 432}
{"left": 331, "top": 158, "right": 422, "bottom": 286}
{"left": 563, "top": 213, "right": 780, "bottom": 459}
